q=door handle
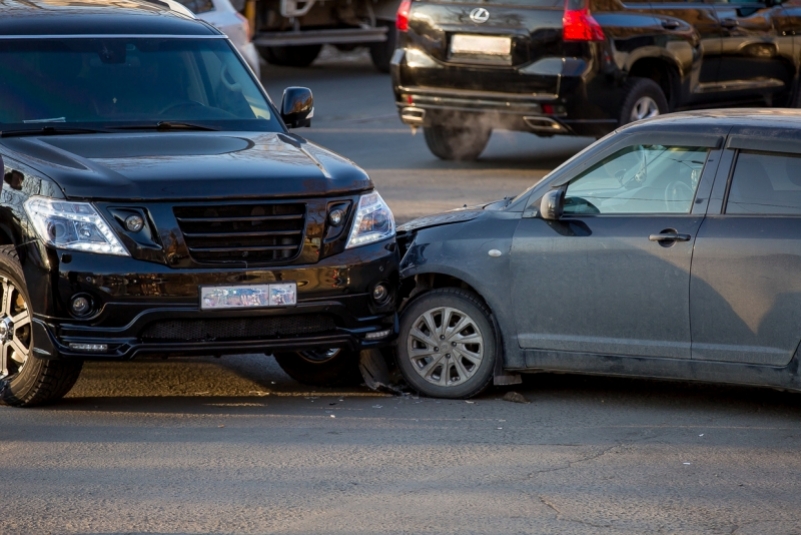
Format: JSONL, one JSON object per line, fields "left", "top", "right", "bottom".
{"left": 720, "top": 18, "right": 739, "bottom": 28}
{"left": 661, "top": 20, "right": 681, "bottom": 29}
{"left": 649, "top": 233, "right": 692, "bottom": 242}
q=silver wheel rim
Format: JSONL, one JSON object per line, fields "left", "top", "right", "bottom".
{"left": 629, "top": 96, "right": 660, "bottom": 122}
{"left": 0, "top": 277, "right": 31, "bottom": 380}
{"left": 406, "top": 306, "right": 484, "bottom": 387}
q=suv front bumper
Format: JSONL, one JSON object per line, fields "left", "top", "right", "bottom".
{"left": 21, "top": 240, "right": 399, "bottom": 361}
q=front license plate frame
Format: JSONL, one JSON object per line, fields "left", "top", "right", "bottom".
{"left": 450, "top": 34, "right": 512, "bottom": 56}
{"left": 200, "top": 283, "right": 297, "bottom": 310}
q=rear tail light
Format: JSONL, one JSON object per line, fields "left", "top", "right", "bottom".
{"left": 235, "top": 12, "right": 253, "bottom": 40}
{"left": 397, "top": 0, "right": 412, "bottom": 32}
{"left": 563, "top": 0, "right": 605, "bottom": 42}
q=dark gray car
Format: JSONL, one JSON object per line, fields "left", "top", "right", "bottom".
{"left": 395, "top": 109, "right": 801, "bottom": 398}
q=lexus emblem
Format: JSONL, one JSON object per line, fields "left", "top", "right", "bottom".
{"left": 469, "top": 7, "right": 490, "bottom": 23}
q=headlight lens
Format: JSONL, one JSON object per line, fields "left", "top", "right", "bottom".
{"left": 24, "top": 197, "right": 129, "bottom": 256}
{"left": 346, "top": 192, "right": 395, "bottom": 249}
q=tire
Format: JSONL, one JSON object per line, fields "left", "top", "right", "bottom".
{"left": 273, "top": 347, "right": 363, "bottom": 387}
{"left": 618, "top": 77, "right": 668, "bottom": 127}
{"left": 369, "top": 20, "right": 397, "bottom": 73}
{"left": 259, "top": 45, "right": 322, "bottom": 68}
{"left": 0, "top": 246, "right": 82, "bottom": 407}
{"left": 423, "top": 126, "right": 491, "bottom": 161}
{"left": 396, "top": 288, "right": 496, "bottom": 399}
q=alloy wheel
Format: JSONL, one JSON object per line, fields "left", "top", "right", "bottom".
{"left": 406, "top": 306, "right": 484, "bottom": 387}
{"left": 629, "top": 96, "right": 660, "bottom": 122}
{"left": 0, "top": 276, "right": 31, "bottom": 379}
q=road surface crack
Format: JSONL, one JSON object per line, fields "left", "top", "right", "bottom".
{"left": 539, "top": 495, "right": 612, "bottom": 528}
{"left": 528, "top": 444, "right": 617, "bottom": 477}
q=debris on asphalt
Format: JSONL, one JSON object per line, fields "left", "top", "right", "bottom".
{"left": 502, "top": 391, "right": 530, "bottom": 404}
{"left": 465, "top": 400, "right": 475, "bottom": 404}
{"left": 372, "top": 405, "right": 383, "bottom": 409}
{"left": 497, "top": 427, "right": 503, "bottom": 430}
{"left": 330, "top": 414, "right": 336, "bottom": 418}
{"left": 683, "top": 462, "right": 691, "bottom": 465}
{"left": 699, "top": 434, "right": 704, "bottom": 437}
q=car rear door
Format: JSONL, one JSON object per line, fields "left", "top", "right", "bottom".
{"left": 690, "top": 128, "right": 801, "bottom": 366}
{"left": 510, "top": 131, "right": 723, "bottom": 359}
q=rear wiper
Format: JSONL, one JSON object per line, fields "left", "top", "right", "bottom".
{"left": 0, "top": 126, "right": 108, "bottom": 138}
{"left": 109, "top": 121, "right": 219, "bottom": 132}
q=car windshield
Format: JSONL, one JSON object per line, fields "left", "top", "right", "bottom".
{"left": 0, "top": 37, "right": 281, "bottom": 132}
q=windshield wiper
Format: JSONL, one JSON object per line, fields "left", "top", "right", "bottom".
{"left": 109, "top": 121, "right": 219, "bottom": 132}
{"left": 0, "top": 126, "right": 108, "bottom": 138}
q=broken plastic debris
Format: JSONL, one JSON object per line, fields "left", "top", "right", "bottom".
{"left": 372, "top": 405, "right": 383, "bottom": 409}
{"left": 683, "top": 462, "right": 691, "bottom": 465}
{"left": 699, "top": 434, "right": 704, "bottom": 437}
{"left": 465, "top": 400, "right": 475, "bottom": 404}
{"left": 330, "top": 414, "right": 336, "bottom": 418}
{"left": 502, "top": 391, "right": 529, "bottom": 404}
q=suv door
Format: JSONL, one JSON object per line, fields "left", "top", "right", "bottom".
{"left": 690, "top": 131, "right": 801, "bottom": 366}
{"left": 712, "top": 0, "right": 794, "bottom": 101}
{"left": 646, "top": 0, "right": 724, "bottom": 103}
{"left": 511, "top": 133, "right": 722, "bottom": 359}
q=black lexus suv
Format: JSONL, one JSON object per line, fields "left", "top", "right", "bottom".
{"left": 391, "top": 0, "right": 801, "bottom": 160}
{"left": 0, "top": 0, "right": 398, "bottom": 406}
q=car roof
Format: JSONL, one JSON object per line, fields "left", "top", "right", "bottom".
{"left": 0, "top": 0, "right": 219, "bottom": 37}
{"left": 620, "top": 108, "right": 801, "bottom": 136}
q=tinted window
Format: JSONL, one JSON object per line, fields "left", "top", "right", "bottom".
{"left": 175, "top": 0, "right": 215, "bottom": 14}
{"left": 0, "top": 38, "right": 279, "bottom": 132}
{"left": 564, "top": 145, "right": 708, "bottom": 215}
{"left": 726, "top": 151, "right": 801, "bottom": 215}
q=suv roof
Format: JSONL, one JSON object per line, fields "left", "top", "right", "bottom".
{"left": 0, "top": 0, "right": 217, "bottom": 36}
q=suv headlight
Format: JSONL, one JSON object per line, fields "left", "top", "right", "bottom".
{"left": 24, "top": 197, "right": 129, "bottom": 256}
{"left": 346, "top": 192, "right": 395, "bottom": 249}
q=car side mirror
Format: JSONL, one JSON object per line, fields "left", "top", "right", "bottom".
{"left": 281, "top": 87, "right": 314, "bottom": 128}
{"left": 540, "top": 187, "right": 566, "bottom": 221}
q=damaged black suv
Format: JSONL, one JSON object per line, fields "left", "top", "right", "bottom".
{"left": 0, "top": 0, "right": 398, "bottom": 406}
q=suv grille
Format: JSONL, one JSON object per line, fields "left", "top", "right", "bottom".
{"left": 141, "top": 315, "right": 336, "bottom": 342}
{"left": 174, "top": 202, "right": 306, "bottom": 264}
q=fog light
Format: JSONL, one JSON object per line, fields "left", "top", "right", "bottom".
{"left": 329, "top": 208, "right": 346, "bottom": 227}
{"left": 125, "top": 214, "right": 144, "bottom": 232}
{"left": 69, "top": 343, "right": 108, "bottom": 352}
{"left": 372, "top": 283, "right": 389, "bottom": 303}
{"left": 365, "top": 329, "right": 392, "bottom": 340}
{"left": 71, "top": 295, "right": 91, "bottom": 315}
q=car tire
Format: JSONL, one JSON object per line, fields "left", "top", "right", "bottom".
{"left": 423, "top": 126, "right": 491, "bottom": 161}
{"left": 273, "top": 348, "right": 363, "bottom": 387}
{"left": 369, "top": 20, "right": 397, "bottom": 73}
{"left": 618, "top": 77, "right": 668, "bottom": 126}
{"left": 396, "top": 288, "right": 496, "bottom": 399}
{"left": 259, "top": 45, "right": 322, "bottom": 68}
{"left": 0, "top": 246, "right": 83, "bottom": 407}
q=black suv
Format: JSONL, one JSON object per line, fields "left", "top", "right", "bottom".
{"left": 0, "top": 0, "right": 398, "bottom": 406}
{"left": 391, "top": 0, "right": 801, "bottom": 160}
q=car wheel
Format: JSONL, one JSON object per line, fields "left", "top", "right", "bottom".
{"left": 618, "top": 77, "right": 668, "bottom": 126}
{"left": 273, "top": 347, "right": 363, "bottom": 387}
{"left": 423, "top": 126, "right": 491, "bottom": 161}
{"left": 369, "top": 20, "right": 397, "bottom": 73}
{"left": 396, "top": 288, "right": 496, "bottom": 399}
{"left": 0, "top": 246, "right": 82, "bottom": 407}
{"left": 259, "top": 45, "right": 322, "bottom": 68}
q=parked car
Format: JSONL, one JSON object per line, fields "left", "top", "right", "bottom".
{"left": 395, "top": 109, "right": 801, "bottom": 398}
{"left": 0, "top": 0, "right": 398, "bottom": 407}
{"left": 391, "top": 0, "right": 801, "bottom": 160}
{"left": 183, "top": 0, "right": 263, "bottom": 78}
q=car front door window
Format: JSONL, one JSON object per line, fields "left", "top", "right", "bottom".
{"left": 564, "top": 144, "right": 708, "bottom": 215}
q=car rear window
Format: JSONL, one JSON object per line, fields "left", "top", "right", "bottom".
{"left": 726, "top": 151, "right": 801, "bottom": 215}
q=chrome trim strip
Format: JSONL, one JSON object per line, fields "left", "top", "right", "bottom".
{"left": 0, "top": 34, "right": 226, "bottom": 39}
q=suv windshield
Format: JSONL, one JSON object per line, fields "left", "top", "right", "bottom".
{"left": 0, "top": 37, "right": 281, "bottom": 132}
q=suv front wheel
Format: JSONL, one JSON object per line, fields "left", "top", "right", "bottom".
{"left": 0, "top": 246, "right": 83, "bottom": 407}
{"left": 273, "top": 347, "right": 363, "bottom": 387}
{"left": 618, "top": 77, "right": 668, "bottom": 126}
{"left": 423, "top": 126, "right": 491, "bottom": 161}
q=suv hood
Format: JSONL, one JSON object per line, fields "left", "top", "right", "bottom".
{"left": 0, "top": 132, "right": 371, "bottom": 200}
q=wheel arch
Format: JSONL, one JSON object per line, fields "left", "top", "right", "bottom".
{"left": 627, "top": 56, "right": 681, "bottom": 110}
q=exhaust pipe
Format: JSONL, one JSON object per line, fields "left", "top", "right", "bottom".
{"left": 524, "top": 116, "right": 568, "bottom": 134}
{"left": 400, "top": 107, "right": 426, "bottom": 127}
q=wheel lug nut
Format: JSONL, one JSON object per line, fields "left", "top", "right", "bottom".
{"left": 440, "top": 335, "right": 445, "bottom": 340}
{"left": 446, "top": 354, "right": 451, "bottom": 359}
{"left": 434, "top": 347, "right": 439, "bottom": 352}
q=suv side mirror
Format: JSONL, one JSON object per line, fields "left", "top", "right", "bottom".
{"left": 281, "top": 87, "right": 314, "bottom": 128}
{"left": 540, "top": 187, "right": 566, "bottom": 221}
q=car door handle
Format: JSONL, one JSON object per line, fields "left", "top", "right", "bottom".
{"left": 720, "top": 18, "right": 739, "bottom": 28}
{"left": 649, "top": 233, "right": 692, "bottom": 242}
{"left": 661, "top": 20, "right": 681, "bottom": 29}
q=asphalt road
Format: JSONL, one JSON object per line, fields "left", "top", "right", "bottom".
{"left": 3, "top": 49, "right": 801, "bottom": 535}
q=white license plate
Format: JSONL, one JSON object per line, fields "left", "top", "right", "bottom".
{"left": 200, "top": 283, "right": 297, "bottom": 310}
{"left": 450, "top": 34, "right": 512, "bottom": 56}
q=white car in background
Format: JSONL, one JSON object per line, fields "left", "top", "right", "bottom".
{"left": 171, "top": 0, "right": 262, "bottom": 78}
